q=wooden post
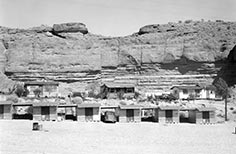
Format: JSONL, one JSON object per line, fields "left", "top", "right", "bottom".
{"left": 225, "top": 89, "right": 228, "bottom": 121}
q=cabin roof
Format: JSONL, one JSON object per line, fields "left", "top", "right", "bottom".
{"left": 159, "top": 106, "right": 180, "bottom": 110}
{"left": 171, "top": 85, "right": 202, "bottom": 90}
{"left": 58, "top": 104, "right": 78, "bottom": 107}
{"left": 0, "top": 101, "right": 12, "bottom": 105}
{"left": 119, "top": 105, "right": 142, "bottom": 109}
{"left": 100, "top": 105, "right": 119, "bottom": 109}
{"left": 179, "top": 107, "right": 197, "bottom": 111}
{"left": 102, "top": 82, "right": 135, "bottom": 88}
{"left": 24, "top": 81, "right": 59, "bottom": 86}
{"left": 77, "top": 103, "right": 101, "bottom": 108}
{"left": 196, "top": 107, "right": 216, "bottom": 112}
{"left": 205, "top": 85, "right": 217, "bottom": 90}
{"left": 32, "top": 102, "right": 58, "bottom": 107}
{"left": 12, "top": 102, "right": 33, "bottom": 106}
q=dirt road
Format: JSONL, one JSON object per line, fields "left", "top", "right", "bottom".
{"left": 0, "top": 120, "right": 236, "bottom": 154}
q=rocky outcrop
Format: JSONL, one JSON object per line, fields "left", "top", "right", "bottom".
{"left": 53, "top": 22, "right": 88, "bottom": 34}
{"left": 0, "top": 38, "right": 16, "bottom": 93}
{"left": 0, "top": 21, "right": 236, "bottom": 95}
{"left": 218, "top": 45, "right": 236, "bottom": 86}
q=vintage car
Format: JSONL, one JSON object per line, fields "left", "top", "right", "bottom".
{"left": 104, "top": 111, "right": 116, "bottom": 123}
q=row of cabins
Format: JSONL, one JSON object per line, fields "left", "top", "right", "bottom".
{"left": 0, "top": 101, "right": 216, "bottom": 124}
{"left": 12, "top": 81, "right": 220, "bottom": 101}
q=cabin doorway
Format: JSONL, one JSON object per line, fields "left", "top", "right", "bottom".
{"left": 126, "top": 109, "right": 134, "bottom": 122}
{"left": 165, "top": 110, "right": 173, "bottom": 123}
{"left": 41, "top": 107, "right": 50, "bottom": 121}
{"left": 0, "top": 105, "right": 3, "bottom": 119}
{"left": 202, "top": 111, "right": 210, "bottom": 123}
{"left": 85, "top": 108, "right": 93, "bottom": 121}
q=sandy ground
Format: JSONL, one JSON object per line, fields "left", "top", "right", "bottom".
{"left": 0, "top": 120, "right": 236, "bottom": 154}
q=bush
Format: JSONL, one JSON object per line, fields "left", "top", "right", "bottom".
{"left": 14, "top": 84, "right": 25, "bottom": 97}
{"left": 184, "top": 20, "right": 192, "bottom": 24}
{"left": 6, "top": 95, "right": 18, "bottom": 103}
{"left": 33, "top": 88, "right": 42, "bottom": 97}
{"left": 71, "top": 97, "right": 83, "bottom": 104}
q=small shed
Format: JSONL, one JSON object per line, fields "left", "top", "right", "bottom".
{"left": 33, "top": 102, "right": 58, "bottom": 121}
{"left": 101, "top": 82, "right": 135, "bottom": 99}
{"left": 195, "top": 107, "right": 216, "bottom": 124}
{"left": 12, "top": 102, "right": 33, "bottom": 120}
{"left": 77, "top": 103, "right": 101, "bottom": 122}
{"left": 119, "top": 105, "right": 142, "bottom": 123}
{"left": 0, "top": 101, "right": 12, "bottom": 120}
{"left": 24, "top": 81, "right": 59, "bottom": 98}
{"left": 158, "top": 106, "right": 180, "bottom": 124}
{"left": 57, "top": 104, "right": 77, "bottom": 121}
{"left": 171, "top": 85, "right": 202, "bottom": 100}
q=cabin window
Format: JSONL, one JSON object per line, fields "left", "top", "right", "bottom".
{"left": 202, "top": 111, "right": 210, "bottom": 119}
{"left": 195, "top": 89, "right": 200, "bottom": 94}
{"left": 126, "top": 88, "right": 134, "bottom": 93}
{"left": 110, "top": 88, "right": 116, "bottom": 93}
{"left": 174, "top": 90, "right": 178, "bottom": 95}
{"left": 165, "top": 110, "right": 173, "bottom": 118}
{"left": 183, "top": 89, "right": 188, "bottom": 94}
{"left": 44, "top": 85, "right": 57, "bottom": 92}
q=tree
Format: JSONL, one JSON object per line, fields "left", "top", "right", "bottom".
{"left": 14, "top": 84, "right": 25, "bottom": 97}
{"left": 213, "top": 77, "right": 229, "bottom": 121}
{"left": 33, "top": 88, "right": 42, "bottom": 98}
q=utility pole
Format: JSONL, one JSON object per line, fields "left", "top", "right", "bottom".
{"left": 225, "top": 89, "right": 228, "bottom": 121}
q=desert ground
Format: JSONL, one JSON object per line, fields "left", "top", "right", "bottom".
{"left": 0, "top": 120, "right": 236, "bottom": 154}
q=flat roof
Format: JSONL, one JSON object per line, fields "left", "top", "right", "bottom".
{"left": 100, "top": 105, "right": 119, "bottom": 108}
{"left": 58, "top": 104, "right": 78, "bottom": 107}
{"left": 171, "top": 85, "right": 202, "bottom": 90}
{"left": 0, "top": 101, "right": 12, "bottom": 105}
{"left": 102, "top": 82, "right": 135, "bottom": 88}
{"left": 197, "top": 107, "right": 216, "bottom": 112}
{"left": 12, "top": 102, "right": 33, "bottom": 106}
{"left": 159, "top": 106, "right": 180, "bottom": 110}
{"left": 77, "top": 103, "right": 101, "bottom": 108}
{"left": 24, "top": 81, "right": 59, "bottom": 86}
{"left": 119, "top": 105, "right": 142, "bottom": 109}
{"left": 32, "top": 102, "right": 58, "bottom": 107}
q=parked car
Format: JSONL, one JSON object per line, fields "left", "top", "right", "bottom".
{"left": 104, "top": 111, "right": 116, "bottom": 123}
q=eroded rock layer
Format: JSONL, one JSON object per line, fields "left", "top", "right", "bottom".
{"left": 0, "top": 21, "right": 236, "bottom": 94}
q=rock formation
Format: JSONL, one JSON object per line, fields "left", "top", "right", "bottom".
{"left": 53, "top": 22, "right": 88, "bottom": 34}
{"left": 0, "top": 21, "right": 236, "bottom": 95}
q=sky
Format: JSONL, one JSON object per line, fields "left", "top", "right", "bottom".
{"left": 0, "top": 0, "right": 236, "bottom": 36}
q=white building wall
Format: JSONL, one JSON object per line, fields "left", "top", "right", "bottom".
{"left": 93, "top": 107, "right": 100, "bottom": 122}
{"left": 179, "top": 90, "right": 189, "bottom": 99}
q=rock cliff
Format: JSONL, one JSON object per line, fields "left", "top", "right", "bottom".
{"left": 0, "top": 21, "right": 236, "bottom": 95}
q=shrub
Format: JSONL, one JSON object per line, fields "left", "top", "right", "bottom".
{"left": 6, "top": 95, "right": 18, "bottom": 103}
{"left": 33, "top": 88, "right": 42, "bottom": 97}
{"left": 71, "top": 97, "right": 83, "bottom": 104}
{"left": 14, "top": 84, "right": 25, "bottom": 97}
{"left": 184, "top": 20, "right": 192, "bottom": 24}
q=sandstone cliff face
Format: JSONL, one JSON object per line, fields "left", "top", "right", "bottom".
{"left": 0, "top": 21, "right": 236, "bottom": 95}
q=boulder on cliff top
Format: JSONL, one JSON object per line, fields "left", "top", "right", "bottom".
{"left": 53, "top": 22, "right": 88, "bottom": 34}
